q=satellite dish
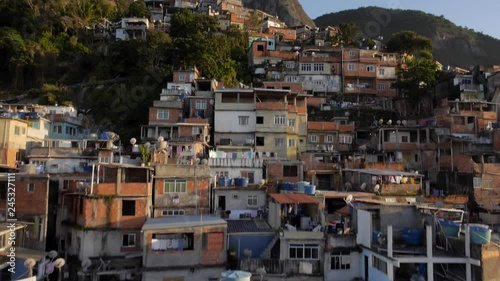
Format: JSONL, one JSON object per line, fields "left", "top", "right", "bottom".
{"left": 201, "top": 159, "right": 208, "bottom": 165}
{"left": 48, "top": 250, "right": 58, "bottom": 259}
{"left": 209, "top": 99, "right": 214, "bottom": 105}
{"left": 244, "top": 249, "right": 252, "bottom": 258}
{"left": 157, "top": 136, "right": 164, "bottom": 142}
{"left": 130, "top": 138, "right": 137, "bottom": 145}
{"left": 360, "top": 182, "right": 367, "bottom": 191}
{"left": 54, "top": 258, "right": 66, "bottom": 269}
{"left": 144, "top": 142, "right": 151, "bottom": 149}
{"left": 374, "top": 184, "right": 380, "bottom": 194}
{"left": 24, "top": 258, "right": 36, "bottom": 269}
{"left": 402, "top": 120, "right": 407, "bottom": 126}
{"left": 81, "top": 258, "right": 92, "bottom": 272}
{"left": 344, "top": 194, "right": 354, "bottom": 204}
{"left": 397, "top": 120, "right": 401, "bottom": 125}
{"left": 259, "top": 179, "right": 266, "bottom": 186}
{"left": 435, "top": 201, "right": 445, "bottom": 208}
{"left": 387, "top": 119, "right": 392, "bottom": 125}
{"left": 344, "top": 182, "right": 352, "bottom": 191}
{"left": 256, "top": 267, "right": 267, "bottom": 281}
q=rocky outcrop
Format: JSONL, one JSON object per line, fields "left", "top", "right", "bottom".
{"left": 241, "top": 0, "right": 315, "bottom": 27}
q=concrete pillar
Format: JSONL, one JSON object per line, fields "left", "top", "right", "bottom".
{"left": 426, "top": 225, "right": 434, "bottom": 281}
{"left": 387, "top": 225, "right": 393, "bottom": 258}
{"left": 465, "top": 225, "right": 472, "bottom": 281}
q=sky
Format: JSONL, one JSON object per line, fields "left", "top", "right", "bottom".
{"left": 298, "top": 0, "right": 499, "bottom": 39}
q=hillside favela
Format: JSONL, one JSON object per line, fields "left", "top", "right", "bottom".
{"left": 0, "top": 0, "right": 499, "bottom": 281}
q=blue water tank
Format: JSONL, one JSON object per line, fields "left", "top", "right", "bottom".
{"left": 282, "top": 182, "right": 294, "bottom": 191}
{"left": 469, "top": 224, "right": 492, "bottom": 244}
{"left": 304, "top": 185, "right": 316, "bottom": 194}
{"left": 402, "top": 228, "right": 422, "bottom": 245}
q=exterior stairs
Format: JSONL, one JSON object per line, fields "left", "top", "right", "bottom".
{"left": 260, "top": 235, "right": 279, "bottom": 258}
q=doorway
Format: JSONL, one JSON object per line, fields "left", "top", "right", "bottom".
{"left": 364, "top": 255, "right": 369, "bottom": 281}
{"left": 218, "top": 195, "right": 226, "bottom": 211}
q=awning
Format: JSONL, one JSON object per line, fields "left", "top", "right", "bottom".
{"left": 269, "top": 193, "right": 319, "bottom": 204}
{"left": 335, "top": 205, "right": 350, "bottom": 216}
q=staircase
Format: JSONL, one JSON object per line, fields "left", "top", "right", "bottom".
{"left": 260, "top": 235, "right": 279, "bottom": 258}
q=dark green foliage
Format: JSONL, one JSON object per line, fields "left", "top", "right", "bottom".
{"left": 314, "top": 6, "right": 500, "bottom": 67}
{"left": 0, "top": 1, "right": 250, "bottom": 140}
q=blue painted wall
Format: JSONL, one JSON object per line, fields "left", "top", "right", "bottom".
{"left": 228, "top": 234, "right": 275, "bottom": 259}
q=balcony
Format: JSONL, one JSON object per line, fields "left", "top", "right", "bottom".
{"left": 239, "top": 259, "right": 322, "bottom": 275}
{"left": 153, "top": 100, "right": 183, "bottom": 109}
{"left": 460, "top": 84, "right": 483, "bottom": 92}
{"left": 208, "top": 158, "right": 264, "bottom": 168}
{"left": 282, "top": 230, "right": 325, "bottom": 240}
{"left": 256, "top": 102, "right": 287, "bottom": 111}
{"left": 327, "top": 234, "right": 357, "bottom": 250}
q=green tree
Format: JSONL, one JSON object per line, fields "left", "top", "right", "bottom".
{"left": 244, "top": 10, "right": 263, "bottom": 32}
{"left": 387, "top": 31, "right": 432, "bottom": 56}
{"left": 334, "top": 22, "right": 359, "bottom": 46}
{"left": 140, "top": 30, "right": 172, "bottom": 74}
{"left": 393, "top": 55, "right": 440, "bottom": 116}
{"left": 128, "top": 1, "right": 150, "bottom": 18}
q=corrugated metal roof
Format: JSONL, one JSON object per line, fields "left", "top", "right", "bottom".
{"left": 343, "top": 169, "right": 424, "bottom": 177}
{"left": 142, "top": 215, "right": 226, "bottom": 231}
{"left": 227, "top": 220, "right": 274, "bottom": 233}
{"left": 269, "top": 193, "right": 319, "bottom": 204}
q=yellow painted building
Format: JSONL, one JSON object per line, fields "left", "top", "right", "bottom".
{"left": 0, "top": 118, "right": 29, "bottom": 167}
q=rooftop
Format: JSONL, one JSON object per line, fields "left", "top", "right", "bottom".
{"left": 227, "top": 220, "right": 274, "bottom": 233}
{"left": 142, "top": 215, "right": 227, "bottom": 231}
{"left": 343, "top": 169, "right": 424, "bottom": 177}
{"left": 269, "top": 193, "right": 319, "bottom": 204}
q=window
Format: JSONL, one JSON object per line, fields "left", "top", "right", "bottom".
{"left": 22, "top": 126, "right": 26, "bottom": 134}
{"left": 373, "top": 256, "right": 387, "bottom": 274}
{"left": 349, "top": 50, "right": 356, "bottom": 57}
{"left": 14, "top": 126, "right": 20, "bottom": 135}
{"left": 216, "top": 171, "right": 229, "bottom": 178}
{"left": 331, "top": 252, "right": 351, "bottom": 270}
{"left": 339, "top": 135, "right": 352, "bottom": 144}
{"left": 401, "top": 136, "right": 409, "bottom": 143}
{"left": 256, "top": 136, "right": 265, "bottom": 146}
{"left": 283, "top": 165, "right": 298, "bottom": 177}
{"left": 152, "top": 233, "right": 194, "bottom": 251}
{"left": 247, "top": 195, "right": 258, "bottom": 207}
{"left": 99, "top": 156, "right": 109, "bottom": 163}
{"left": 157, "top": 109, "right": 169, "bottom": 120}
{"left": 257, "top": 45, "right": 264, "bottom": 51}
{"left": 79, "top": 198, "right": 83, "bottom": 214}
{"left": 192, "top": 127, "right": 202, "bottom": 135}
{"left": 256, "top": 116, "right": 264, "bottom": 124}
{"left": 274, "top": 115, "right": 286, "bottom": 125}
{"left": 122, "top": 200, "right": 136, "bottom": 216}
{"left": 313, "top": 63, "right": 324, "bottom": 72}
{"left": 122, "top": 234, "right": 136, "bottom": 247}
{"left": 164, "top": 179, "right": 187, "bottom": 193}
{"left": 347, "top": 63, "right": 356, "bottom": 71}
{"left": 27, "top": 183, "right": 35, "bottom": 192}
{"left": 288, "top": 139, "right": 296, "bottom": 147}
{"left": 30, "top": 121, "right": 40, "bottom": 129}
{"left": 179, "top": 74, "right": 186, "bottom": 81}
{"left": 473, "top": 177, "right": 482, "bottom": 189}
{"left": 310, "top": 134, "right": 318, "bottom": 143}
{"left": 367, "top": 65, "right": 375, "bottom": 72}
{"left": 285, "top": 62, "right": 295, "bottom": 69}
{"left": 240, "top": 171, "right": 255, "bottom": 184}
{"left": 162, "top": 209, "right": 185, "bottom": 216}
{"left": 53, "top": 125, "right": 62, "bottom": 134}
{"left": 301, "top": 63, "right": 312, "bottom": 72}
{"left": 326, "top": 135, "right": 334, "bottom": 143}
{"left": 275, "top": 137, "right": 286, "bottom": 147}
{"left": 195, "top": 100, "right": 207, "bottom": 110}
{"left": 377, "top": 84, "right": 386, "bottom": 90}
{"left": 288, "top": 119, "right": 295, "bottom": 127}
{"left": 378, "top": 68, "right": 385, "bottom": 75}
{"left": 239, "top": 116, "right": 249, "bottom": 126}
{"left": 289, "top": 244, "right": 319, "bottom": 259}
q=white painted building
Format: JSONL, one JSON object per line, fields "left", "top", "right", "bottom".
{"left": 214, "top": 89, "right": 256, "bottom": 146}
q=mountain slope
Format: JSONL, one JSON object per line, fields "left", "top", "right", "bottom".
{"left": 241, "top": 0, "right": 314, "bottom": 28}
{"left": 314, "top": 7, "right": 500, "bottom": 68}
